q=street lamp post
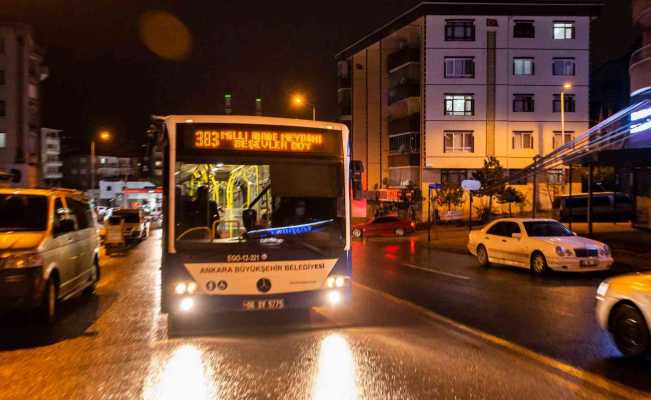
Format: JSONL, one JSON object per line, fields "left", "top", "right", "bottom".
{"left": 91, "top": 131, "right": 112, "bottom": 190}
{"left": 291, "top": 94, "right": 316, "bottom": 120}
{"left": 560, "top": 82, "right": 572, "bottom": 143}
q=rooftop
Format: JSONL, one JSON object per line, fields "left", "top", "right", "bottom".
{"left": 336, "top": 0, "right": 603, "bottom": 60}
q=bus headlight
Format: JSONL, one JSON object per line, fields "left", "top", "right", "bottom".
{"left": 327, "top": 290, "right": 342, "bottom": 305}
{"left": 174, "top": 281, "right": 197, "bottom": 295}
{"left": 179, "top": 297, "right": 194, "bottom": 312}
{"left": 325, "top": 275, "right": 348, "bottom": 288}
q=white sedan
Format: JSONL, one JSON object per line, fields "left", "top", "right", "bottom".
{"left": 467, "top": 218, "right": 614, "bottom": 275}
{"left": 596, "top": 273, "right": 651, "bottom": 357}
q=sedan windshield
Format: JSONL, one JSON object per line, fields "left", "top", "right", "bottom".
{"left": 0, "top": 194, "right": 48, "bottom": 231}
{"left": 523, "top": 221, "right": 573, "bottom": 237}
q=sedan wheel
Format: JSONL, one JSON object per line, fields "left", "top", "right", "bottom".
{"left": 395, "top": 228, "right": 405, "bottom": 237}
{"left": 352, "top": 228, "right": 363, "bottom": 239}
{"left": 611, "top": 304, "right": 650, "bottom": 357}
{"left": 477, "top": 245, "right": 490, "bottom": 267}
{"left": 530, "top": 252, "right": 548, "bottom": 275}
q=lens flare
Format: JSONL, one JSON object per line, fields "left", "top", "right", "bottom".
{"left": 139, "top": 10, "right": 192, "bottom": 61}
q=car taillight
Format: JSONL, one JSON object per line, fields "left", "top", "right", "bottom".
{"left": 410, "top": 222, "right": 416, "bottom": 229}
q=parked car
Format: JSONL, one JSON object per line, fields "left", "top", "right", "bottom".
{"left": 110, "top": 208, "right": 150, "bottom": 242}
{"left": 352, "top": 216, "right": 416, "bottom": 238}
{"left": 552, "top": 192, "right": 633, "bottom": 222}
{"left": 596, "top": 273, "right": 651, "bottom": 357}
{"left": 0, "top": 187, "right": 100, "bottom": 324}
{"left": 467, "top": 218, "right": 613, "bottom": 275}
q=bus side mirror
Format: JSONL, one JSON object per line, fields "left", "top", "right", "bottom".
{"left": 242, "top": 209, "right": 257, "bottom": 231}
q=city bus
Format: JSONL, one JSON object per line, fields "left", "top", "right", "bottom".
{"left": 158, "top": 115, "right": 351, "bottom": 325}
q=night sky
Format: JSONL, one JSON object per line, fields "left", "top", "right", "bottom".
{"left": 0, "top": 0, "right": 635, "bottom": 156}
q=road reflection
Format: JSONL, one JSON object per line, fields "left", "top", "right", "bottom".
{"left": 312, "top": 334, "right": 358, "bottom": 400}
{"left": 144, "top": 344, "right": 217, "bottom": 400}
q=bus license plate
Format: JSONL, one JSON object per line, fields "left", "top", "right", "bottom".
{"left": 580, "top": 259, "right": 599, "bottom": 268}
{"left": 243, "top": 299, "right": 285, "bottom": 311}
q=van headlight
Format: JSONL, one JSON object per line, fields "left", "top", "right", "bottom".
{"left": 174, "top": 281, "right": 197, "bottom": 295}
{"left": 555, "top": 246, "right": 573, "bottom": 257}
{"left": 325, "top": 275, "right": 349, "bottom": 288}
{"left": 596, "top": 282, "right": 609, "bottom": 297}
{"left": 2, "top": 253, "right": 44, "bottom": 269}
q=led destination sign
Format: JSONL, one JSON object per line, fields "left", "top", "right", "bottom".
{"left": 179, "top": 124, "right": 341, "bottom": 156}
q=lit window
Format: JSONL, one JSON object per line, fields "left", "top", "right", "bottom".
{"left": 554, "top": 22, "right": 575, "bottom": 40}
{"left": 444, "top": 131, "right": 474, "bottom": 153}
{"left": 553, "top": 94, "right": 576, "bottom": 113}
{"left": 444, "top": 57, "right": 475, "bottom": 78}
{"left": 513, "top": 58, "right": 534, "bottom": 76}
{"left": 513, "top": 94, "right": 535, "bottom": 113}
{"left": 512, "top": 131, "right": 534, "bottom": 149}
{"left": 445, "top": 20, "right": 475, "bottom": 41}
{"left": 552, "top": 58, "right": 576, "bottom": 76}
{"left": 513, "top": 21, "right": 535, "bottom": 38}
{"left": 553, "top": 131, "right": 574, "bottom": 149}
{"left": 444, "top": 94, "right": 474, "bottom": 116}
{"left": 0, "top": 132, "right": 5, "bottom": 148}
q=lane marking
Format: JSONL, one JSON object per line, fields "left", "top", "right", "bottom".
{"left": 402, "top": 263, "right": 471, "bottom": 281}
{"left": 353, "top": 282, "right": 649, "bottom": 400}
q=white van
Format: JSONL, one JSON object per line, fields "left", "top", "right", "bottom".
{"left": 0, "top": 188, "right": 100, "bottom": 324}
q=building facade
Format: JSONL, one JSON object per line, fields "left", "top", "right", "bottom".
{"left": 0, "top": 23, "right": 48, "bottom": 186}
{"left": 63, "top": 154, "right": 140, "bottom": 190}
{"left": 40, "top": 127, "right": 62, "bottom": 186}
{"left": 337, "top": 1, "right": 600, "bottom": 215}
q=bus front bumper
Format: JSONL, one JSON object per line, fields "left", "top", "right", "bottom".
{"left": 166, "top": 287, "right": 352, "bottom": 315}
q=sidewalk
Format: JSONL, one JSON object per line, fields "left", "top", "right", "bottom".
{"left": 414, "top": 222, "right": 651, "bottom": 272}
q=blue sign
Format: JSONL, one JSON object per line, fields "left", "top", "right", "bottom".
{"left": 429, "top": 183, "right": 442, "bottom": 190}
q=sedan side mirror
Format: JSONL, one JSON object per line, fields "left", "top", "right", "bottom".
{"left": 511, "top": 233, "right": 522, "bottom": 239}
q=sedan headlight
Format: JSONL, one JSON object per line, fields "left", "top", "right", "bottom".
{"left": 2, "top": 253, "right": 44, "bottom": 269}
{"left": 598, "top": 245, "right": 611, "bottom": 257}
{"left": 555, "top": 246, "right": 573, "bottom": 257}
{"left": 596, "top": 282, "right": 609, "bottom": 297}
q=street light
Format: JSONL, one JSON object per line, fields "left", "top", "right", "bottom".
{"left": 91, "top": 130, "right": 112, "bottom": 190}
{"left": 291, "top": 93, "right": 316, "bottom": 120}
{"left": 560, "top": 82, "right": 573, "bottom": 143}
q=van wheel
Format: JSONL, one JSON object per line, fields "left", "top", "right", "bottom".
{"left": 84, "top": 259, "right": 100, "bottom": 296}
{"left": 610, "top": 303, "right": 650, "bottom": 357}
{"left": 352, "top": 228, "right": 363, "bottom": 239}
{"left": 39, "top": 277, "right": 58, "bottom": 325}
{"left": 531, "top": 252, "right": 548, "bottom": 275}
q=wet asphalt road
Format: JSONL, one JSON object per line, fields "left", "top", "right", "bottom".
{"left": 0, "top": 230, "right": 648, "bottom": 399}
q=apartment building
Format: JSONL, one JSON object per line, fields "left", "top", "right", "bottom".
{"left": 63, "top": 154, "right": 140, "bottom": 190}
{"left": 41, "top": 127, "right": 63, "bottom": 186}
{"left": 336, "top": 1, "right": 600, "bottom": 211}
{"left": 0, "top": 23, "right": 48, "bottom": 186}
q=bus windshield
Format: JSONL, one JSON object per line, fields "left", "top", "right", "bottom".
{"left": 174, "top": 161, "right": 346, "bottom": 250}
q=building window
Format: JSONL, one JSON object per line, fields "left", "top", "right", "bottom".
{"left": 445, "top": 20, "right": 475, "bottom": 41}
{"left": 441, "top": 169, "right": 469, "bottom": 187}
{"left": 444, "top": 57, "right": 475, "bottom": 78}
{"left": 553, "top": 131, "right": 574, "bottom": 149}
{"left": 0, "top": 70, "right": 4, "bottom": 85}
{"left": 512, "top": 131, "right": 534, "bottom": 149}
{"left": 553, "top": 21, "right": 575, "bottom": 40}
{"left": 389, "top": 133, "right": 419, "bottom": 154}
{"left": 547, "top": 170, "right": 564, "bottom": 185}
{"left": 513, "top": 20, "right": 535, "bottom": 38}
{"left": 444, "top": 94, "right": 474, "bottom": 116}
{"left": 444, "top": 131, "right": 474, "bottom": 153}
{"left": 513, "top": 94, "right": 535, "bottom": 113}
{"left": 513, "top": 58, "right": 535, "bottom": 76}
{"left": 0, "top": 100, "right": 5, "bottom": 117}
{"left": 552, "top": 58, "right": 576, "bottom": 76}
{"left": 0, "top": 132, "right": 5, "bottom": 148}
{"left": 553, "top": 94, "right": 576, "bottom": 112}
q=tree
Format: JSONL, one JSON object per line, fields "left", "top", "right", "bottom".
{"left": 497, "top": 186, "right": 525, "bottom": 216}
{"left": 472, "top": 156, "right": 506, "bottom": 218}
{"left": 432, "top": 184, "right": 465, "bottom": 211}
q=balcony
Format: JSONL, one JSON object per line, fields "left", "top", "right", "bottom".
{"left": 630, "top": 45, "right": 651, "bottom": 96}
{"left": 389, "top": 113, "right": 420, "bottom": 135}
{"left": 389, "top": 153, "right": 420, "bottom": 167}
{"left": 388, "top": 82, "right": 420, "bottom": 105}
{"left": 337, "top": 76, "right": 351, "bottom": 89}
{"left": 633, "top": 0, "right": 651, "bottom": 28}
{"left": 388, "top": 47, "right": 420, "bottom": 71}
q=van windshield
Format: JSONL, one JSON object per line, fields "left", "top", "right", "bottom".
{"left": 114, "top": 213, "right": 140, "bottom": 223}
{"left": 0, "top": 194, "right": 48, "bottom": 231}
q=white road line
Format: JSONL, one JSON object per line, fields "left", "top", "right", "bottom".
{"left": 402, "top": 263, "right": 471, "bottom": 280}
